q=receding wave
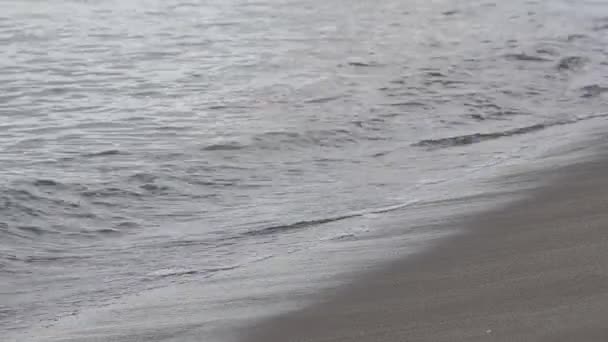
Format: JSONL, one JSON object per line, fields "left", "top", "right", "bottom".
{"left": 413, "top": 113, "right": 608, "bottom": 149}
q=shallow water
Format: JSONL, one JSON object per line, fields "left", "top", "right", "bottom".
{"left": 2, "top": 0, "right": 608, "bottom": 340}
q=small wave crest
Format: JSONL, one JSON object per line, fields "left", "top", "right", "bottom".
{"left": 16, "top": 225, "right": 51, "bottom": 236}
{"left": 414, "top": 124, "right": 547, "bottom": 148}
{"left": 413, "top": 113, "right": 608, "bottom": 149}
{"left": 504, "top": 53, "right": 551, "bottom": 62}
{"left": 82, "top": 149, "right": 129, "bottom": 158}
{"left": 557, "top": 56, "right": 588, "bottom": 71}
{"left": 202, "top": 142, "right": 245, "bottom": 151}
{"left": 1, "top": 188, "right": 58, "bottom": 223}
{"left": 242, "top": 200, "right": 420, "bottom": 237}
{"left": 81, "top": 228, "right": 122, "bottom": 235}
{"left": 202, "top": 128, "right": 369, "bottom": 152}
{"left": 146, "top": 265, "right": 240, "bottom": 279}
{"left": 32, "top": 179, "right": 61, "bottom": 187}
{"left": 347, "top": 61, "right": 382, "bottom": 67}
{"left": 303, "top": 95, "right": 344, "bottom": 104}
{"left": 242, "top": 214, "right": 361, "bottom": 237}
{"left": 0, "top": 180, "right": 144, "bottom": 246}
{"left": 147, "top": 268, "right": 199, "bottom": 278}
{"left": 580, "top": 85, "right": 608, "bottom": 98}
{"left": 81, "top": 187, "right": 143, "bottom": 199}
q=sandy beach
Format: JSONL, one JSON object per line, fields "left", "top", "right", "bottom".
{"left": 241, "top": 155, "right": 608, "bottom": 342}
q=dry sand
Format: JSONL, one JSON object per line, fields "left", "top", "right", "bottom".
{"left": 240, "top": 157, "right": 608, "bottom": 342}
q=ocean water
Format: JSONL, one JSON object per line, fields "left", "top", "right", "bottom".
{"left": 2, "top": 0, "right": 608, "bottom": 340}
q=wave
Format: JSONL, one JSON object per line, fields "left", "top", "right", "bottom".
{"left": 303, "top": 95, "right": 344, "bottom": 104}
{"left": 504, "top": 53, "right": 551, "bottom": 62}
{"left": 202, "top": 142, "right": 245, "bottom": 151}
{"left": 413, "top": 113, "right": 608, "bottom": 149}
{"left": 23, "top": 254, "right": 91, "bottom": 264}
{"left": 1, "top": 189, "right": 49, "bottom": 220}
{"left": 32, "top": 179, "right": 61, "bottom": 187}
{"left": 83, "top": 228, "right": 122, "bottom": 235}
{"left": 16, "top": 225, "right": 50, "bottom": 235}
{"left": 83, "top": 149, "right": 128, "bottom": 158}
{"left": 147, "top": 268, "right": 199, "bottom": 278}
{"left": 242, "top": 200, "right": 420, "bottom": 237}
{"left": 566, "top": 34, "right": 588, "bottom": 42}
{"left": 414, "top": 124, "right": 547, "bottom": 148}
{"left": 347, "top": 61, "right": 382, "bottom": 67}
{"left": 557, "top": 56, "right": 588, "bottom": 71}
{"left": 202, "top": 128, "right": 367, "bottom": 152}
{"left": 580, "top": 85, "right": 608, "bottom": 98}
{"left": 242, "top": 214, "right": 362, "bottom": 237}
{"left": 147, "top": 265, "right": 240, "bottom": 279}
{"left": 81, "top": 187, "right": 143, "bottom": 199}
{"left": 0, "top": 181, "right": 141, "bottom": 245}
{"left": 386, "top": 101, "right": 427, "bottom": 107}
{"left": 442, "top": 10, "right": 460, "bottom": 16}
{"left": 253, "top": 129, "right": 357, "bottom": 148}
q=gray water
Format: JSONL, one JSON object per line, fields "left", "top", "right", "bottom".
{"left": 3, "top": 0, "right": 608, "bottom": 340}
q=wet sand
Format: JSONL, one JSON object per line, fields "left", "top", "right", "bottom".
{"left": 241, "top": 156, "right": 608, "bottom": 342}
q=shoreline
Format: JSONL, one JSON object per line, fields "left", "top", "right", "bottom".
{"left": 238, "top": 153, "right": 608, "bottom": 342}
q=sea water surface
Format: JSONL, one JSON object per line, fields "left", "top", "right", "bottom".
{"left": 2, "top": 0, "right": 608, "bottom": 340}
